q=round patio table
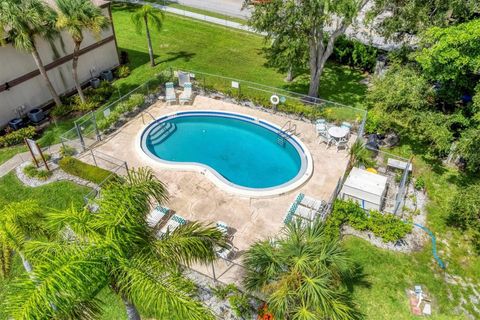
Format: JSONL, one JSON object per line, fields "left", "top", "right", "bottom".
{"left": 328, "top": 126, "right": 349, "bottom": 139}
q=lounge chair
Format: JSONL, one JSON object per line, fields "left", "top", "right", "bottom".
{"left": 165, "top": 82, "right": 176, "bottom": 105}
{"left": 179, "top": 82, "right": 192, "bottom": 105}
{"left": 300, "top": 196, "right": 326, "bottom": 213}
{"left": 216, "top": 242, "right": 234, "bottom": 260}
{"left": 159, "top": 214, "right": 186, "bottom": 234}
{"left": 146, "top": 205, "right": 169, "bottom": 228}
{"left": 216, "top": 221, "right": 229, "bottom": 234}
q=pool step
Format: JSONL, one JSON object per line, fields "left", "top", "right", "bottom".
{"left": 150, "top": 122, "right": 176, "bottom": 144}
{"left": 276, "top": 135, "right": 286, "bottom": 147}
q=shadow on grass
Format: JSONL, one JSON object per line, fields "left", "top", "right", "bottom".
{"left": 159, "top": 50, "right": 196, "bottom": 64}
{"left": 343, "top": 262, "right": 371, "bottom": 294}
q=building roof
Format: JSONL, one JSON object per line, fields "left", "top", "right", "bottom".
{"left": 343, "top": 167, "right": 388, "bottom": 197}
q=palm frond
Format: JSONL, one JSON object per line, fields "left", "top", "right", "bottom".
{"left": 116, "top": 255, "right": 214, "bottom": 320}
{"left": 155, "top": 221, "right": 226, "bottom": 266}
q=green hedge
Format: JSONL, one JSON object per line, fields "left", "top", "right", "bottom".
{"left": 0, "top": 126, "right": 36, "bottom": 147}
{"left": 326, "top": 200, "right": 412, "bottom": 243}
{"left": 332, "top": 36, "right": 380, "bottom": 72}
{"left": 59, "top": 156, "right": 114, "bottom": 184}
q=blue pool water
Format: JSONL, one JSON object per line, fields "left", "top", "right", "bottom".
{"left": 143, "top": 113, "right": 304, "bottom": 189}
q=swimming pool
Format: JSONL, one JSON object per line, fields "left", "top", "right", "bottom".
{"left": 139, "top": 111, "right": 312, "bottom": 197}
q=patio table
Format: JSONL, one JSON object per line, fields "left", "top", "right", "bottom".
{"left": 328, "top": 126, "right": 349, "bottom": 139}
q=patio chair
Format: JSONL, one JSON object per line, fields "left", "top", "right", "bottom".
{"left": 216, "top": 242, "right": 235, "bottom": 260}
{"left": 315, "top": 122, "right": 327, "bottom": 135}
{"left": 336, "top": 137, "right": 349, "bottom": 152}
{"left": 341, "top": 122, "right": 352, "bottom": 137}
{"left": 165, "top": 82, "right": 176, "bottom": 105}
{"left": 318, "top": 130, "right": 333, "bottom": 146}
{"left": 179, "top": 82, "right": 193, "bottom": 105}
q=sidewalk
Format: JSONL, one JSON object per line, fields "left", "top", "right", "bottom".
{"left": 0, "top": 144, "right": 63, "bottom": 178}
{"left": 115, "top": 0, "right": 263, "bottom": 34}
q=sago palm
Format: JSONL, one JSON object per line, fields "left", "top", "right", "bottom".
{"left": 131, "top": 4, "right": 164, "bottom": 67}
{"left": 4, "top": 167, "right": 226, "bottom": 320}
{"left": 55, "top": 0, "right": 109, "bottom": 103}
{"left": 243, "top": 219, "right": 361, "bottom": 320}
{"left": 0, "top": 200, "right": 46, "bottom": 274}
{"left": 0, "top": 0, "right": 62, "bottom": 106}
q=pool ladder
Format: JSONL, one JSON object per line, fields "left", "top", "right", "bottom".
{"left": 277, "top": 120, "right": 297, "bottom": 146}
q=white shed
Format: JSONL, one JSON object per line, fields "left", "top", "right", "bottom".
{"left": 340, "top": 167, "right": 388, "bottom": 211}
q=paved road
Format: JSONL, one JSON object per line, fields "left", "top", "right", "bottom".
{"left": 174, "top": 0, "right": 250, "bottom": 19}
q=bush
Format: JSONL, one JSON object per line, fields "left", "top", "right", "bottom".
{"left": 414, "top": 176, "right": 426, "bottom": 190}
{"left": 116, "top": 65, "right": 130, "bottom": 78}
{"left": 59, "top": 156, "right": 115, "bottom": 184}
{"left": 74, "top": 100, "right": 98, "bottom": 113}
{"left": 23, "top": 164, "right": 52, "bottom": 180}
{"left": 333, "top": 36, "right": 380, "bottom": 72}
{"left": 228, "top": 293, "right": 254, "bottom": 319}
{"left": 50, "top": 104, "right": 73, "bottom": 119}
{"left": 326, "top": 200, "right": 412, "bottom": 243}
{"left": 0, "top": 126, "right": 36, "bottom": 147}
{"left": 60, "top": 145, "right": 77, "bottom": 157}
{"left": 210, "top": 284, "right": 238, "bottom": 300}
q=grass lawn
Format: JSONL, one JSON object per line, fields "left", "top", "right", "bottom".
{"left": 0, "top": 172, "right": 98, "bottom": 320}
{"left": 0, "top": 145, "right": 27, "bottom": 165}
{"left": 110, "top": 4, "right": 367, "bottom": 109}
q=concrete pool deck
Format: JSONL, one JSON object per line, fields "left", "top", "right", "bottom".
{"left": 89, "top": 95, "right": 352, "bottom": 281}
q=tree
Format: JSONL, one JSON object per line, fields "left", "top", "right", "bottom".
{"left": 262, "top": 29, "right": 308, "bottom": 82}
{"left": 131, "top": 4, "right": 164, "bottom": 67}
{"left": 245, "top": 0, "right": 368, "bottom": 98}
{"left": 55, "top": 0, "right": 110, "bottom": 103}
{"left": 414, "top": 19, "right": 480, "bottom": 100}
{"left": 0, "top": 200, "right": 45, "bottom": 274}
{"left": 243, "top": 218, "right": 360, "bottom": 320}
{"left": 370, "top": 0, "right": 479, "bottom": 40}
{"left": 4, "top": 168, "right": 226, "bottom": 320}
{"left": 0, "top": 0, "right": 62, "bottom": 107}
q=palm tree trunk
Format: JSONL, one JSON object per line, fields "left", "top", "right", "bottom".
{"left": 144, "top": 16, "right": 155, "bottom": 67}
{"left": 72, "top": 41, "right": 87, "bottom": 103}
{"left": 30, "top": 44, "right": 62, "bottom": 107}
{"left": 19, "top": 252, "right": 33, "bottom": 273}
{"left": 285, "top": 66, "right": 294, "bottom": 82}
{"left": 122, "top": 295, "right": 141, "bottom": 320}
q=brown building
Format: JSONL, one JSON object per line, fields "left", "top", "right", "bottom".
{"left": 0, "top": 0, "right": 120, "bottom": 127}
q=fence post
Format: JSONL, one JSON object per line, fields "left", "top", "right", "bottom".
{"left": 91, "top": 111, "right": 101, "bottom": 142}
{"left": 75, "top": 122, "right": 86, "bottom": 151}
{"left": 124, "top": 161, "right": 129, "bottom": 174}
{"left": 90, "top": 149, "right": 98, "bottom": 167}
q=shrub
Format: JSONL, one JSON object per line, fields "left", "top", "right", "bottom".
{"left": 0, "top": 126, "right": 36, "bottom": 147}
{"left": 326, "top": 200, "right": 412, "bottom": 243}
{"left": 332, "top": 36, "right": 379, "bottom": 72}
{"left": 50, "top": 104, "right": 73, "bottom": 119}
{"left": 116, "top": 65, "right": 130, "bottom": 78}
{"left": 59, "top": 156, "right": 114, "bottom": 184}
{"left": 60, "top": 145, "right": 77, "bottom": 157}
{"left": 23, "top": 164, "right": 52, "bottom": 180}
{"left": 128, "top": 93, "right": 145, "bottom": 109}
{"left": 74, "top": 100, "right": 98, "bottom": 113}
{"left": 228, "top": 293, "right": 254, "bottom": 319}
{"left": 414, "top": 176, "right": 426, "bottom": 190}
{"left": 210, "top": 284, "right": 237, "bottom": 300}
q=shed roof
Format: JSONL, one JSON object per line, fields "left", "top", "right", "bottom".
{"left": 343, "top": 167, "right": 388, "bottom": 197}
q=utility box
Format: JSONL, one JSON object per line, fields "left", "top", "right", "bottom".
{"left": 340, "top": 167, "right": 388, "bottom": 211}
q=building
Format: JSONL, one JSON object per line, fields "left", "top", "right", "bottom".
{"left": 0, "top": 0, "right": 120, "bottom": 127}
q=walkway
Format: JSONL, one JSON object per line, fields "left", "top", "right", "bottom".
{"left": 116, "top": 0, "right": 261, "bottom": 34}
{"left": 0, "top": 143, "right": 63, "bottom": 178}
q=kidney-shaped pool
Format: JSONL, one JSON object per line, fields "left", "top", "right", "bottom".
{"left": 139, "top": 111, "right": 313, "bottom": 197}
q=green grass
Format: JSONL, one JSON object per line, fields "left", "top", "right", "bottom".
{"left": 111, "top": 4, "right": 367, "bottom": 109}
{"left": 59, "top": 156, "right": 114, "bottom": 184}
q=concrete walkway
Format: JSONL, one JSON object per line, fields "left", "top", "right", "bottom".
{"left": 0, "top": 143, "right": 63, "bottom": 178}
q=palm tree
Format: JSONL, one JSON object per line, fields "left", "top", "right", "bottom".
{"left": 0, "top": 200, "right": 46, "bottom": 274}
{"left": 55, "top": 0, "right": 109, "bottom": 103}
{"left": 243, "top": 219, "right": 361, "bottom": 320}
{"left": 131, "top": 4, "right": 164, "bottom": 67}
{"left": 4, "top": 168, "right": 226, "bottom": 320}
{"left": 0, "top": 0, "right": 62, "bottom": 106}
{"left": 348, "top": 140, "right": 375, "bottom": 170}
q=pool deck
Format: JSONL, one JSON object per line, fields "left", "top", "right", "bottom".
{"left": 90, "top": 95, "right": 352, "bottom": 283}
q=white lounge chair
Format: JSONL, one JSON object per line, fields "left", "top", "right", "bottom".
{"left": 146, "top": 205, "right": 169, "bottom": 228}
{"left": 300, "top": 196, "right": 326, "bottom": 212}
{"left": 179, "top": 82, "right": 192, "bottom": 105}
{"left": 159, "top": 214, "right": 186, "bottom": 235}
{"left": 216, "top": 221, "right": 228, "bottom": 234}
{"left": 165, "top": 82, "right": 176, "bottom": 105}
